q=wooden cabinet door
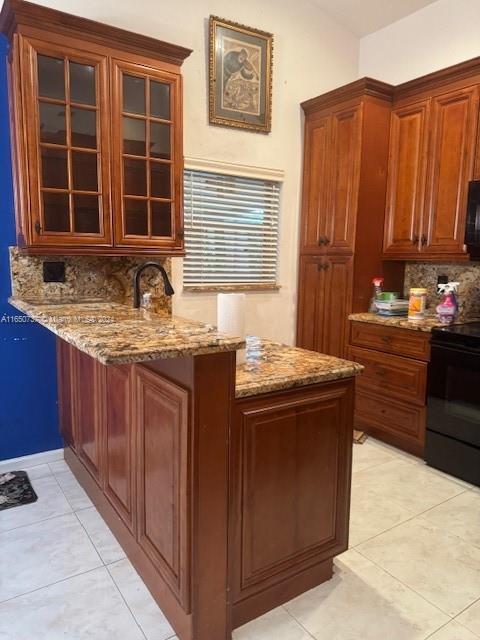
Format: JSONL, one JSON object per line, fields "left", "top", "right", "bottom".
{"left": 300, "top": 115, "right": 330, "bottom": 252}
{"left": 422, "top": 86, "right": 479, "bottom": 256}
{"left": 383, "top": 100, "right": 430, "bottom": 256}
{"left": 322, "top": 255, "right": 353, "bottom": 358}
{"left": 56, "top": 339, "right": 76, "bottom": 450}
{"left": 296, "top": 255, "right": 326, "bottom": 352}
{"left": 104, "top": 364, "right": 135, "bottom": 530}
{"left": 230, "top": 381, "right": 353, "bottom": 611}
{"left": 73, "top": 349, "right": 104, "bottom": 484}
{"left": 21, "top": 36, "right": 112, "bottom": 247}
{"left": 297, "top": 255, "right": 352, "bottom": 358}
{"left": 324, "top": 104, "right": 362, "bottom": 253}
{"left": 111, "top": 59, "right": 183, "bottom": 251}
{"left": 134, "top": 365, "right": 190, "bottom": 609}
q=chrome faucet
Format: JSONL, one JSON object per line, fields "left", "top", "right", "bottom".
{"left": 133, "top": 262, "right": 174, "bottom": 308}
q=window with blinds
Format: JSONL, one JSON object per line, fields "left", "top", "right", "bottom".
{"left": 183, "top": 168, "right": 281, "bottom": 288}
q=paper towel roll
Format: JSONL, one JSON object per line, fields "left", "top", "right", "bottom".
{"left": 217, "top": 293, "right": 246, "bottom": 364}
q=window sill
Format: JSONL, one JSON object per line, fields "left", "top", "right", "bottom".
{"left": 183, "top": 284, "right": 281, "bottom": 293}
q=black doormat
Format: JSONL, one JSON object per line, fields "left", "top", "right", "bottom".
{"left": 0, "top": 471, "right": 38, "bottom": 511}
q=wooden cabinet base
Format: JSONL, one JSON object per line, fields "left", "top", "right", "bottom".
{"left": 354, "top": 389, "right": 425, "bottom": 457}
{"left": 65, "top": 447, "right": 194, "bottom": 640}
{"left": 232, "top": 558, "right": 333, "bottom": 629}
{"left": 230, "top": 381, "right": 353, "bottom": 626}
{"left": 349, "top": 322, "right": 428, "bottom": 458}
{"left": 58, "top": 340, "right": 354, "bottom": 639}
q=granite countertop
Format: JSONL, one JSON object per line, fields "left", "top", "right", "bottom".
{"left": 236, "top": 336, "right": 363, "bottom": 398}
{"left": 8, "top": 298, "right": 245, "bottom": 365}
{"left": 349, "top": 312, "right": 443, "bottom": 332}
{"left": 8, "top": 298, "right": 363, "bottom": 393}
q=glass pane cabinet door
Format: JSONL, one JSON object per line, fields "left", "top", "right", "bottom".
{"left": 25, "top": 42, "right": 111, "bottom": 246}
{"left": 112, "top": 60, "right": 182, "bottom": 249}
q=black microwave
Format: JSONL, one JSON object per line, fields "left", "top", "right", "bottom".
{"left": 466, "top": 180, "right": 480, "bottom": 258}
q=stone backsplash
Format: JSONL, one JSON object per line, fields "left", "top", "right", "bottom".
{"left": 404, "top": 262, "right": 480, "bottom": 321}
{"left": 9, "top": 247, "right": 173, "bottom": 314}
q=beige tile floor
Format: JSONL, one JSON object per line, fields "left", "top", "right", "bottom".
{"left": 0, "top": 437, "right": 479, "bottom": 639}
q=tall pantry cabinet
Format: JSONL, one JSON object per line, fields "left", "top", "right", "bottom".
{"left": 296, "top": 79, "right": 403, "bottom": 358}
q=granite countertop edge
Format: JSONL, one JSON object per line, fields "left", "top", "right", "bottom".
{"left": 235, "top": 364, "right": 362, "bottom": 398}
{"left": 8, "top": 297, "right": 246, "bottom": 364}
{"left": 8, "top": 298, "right": 364, "bottom": 396}
{"left": 348, "top": 312, "right": 442, "bottom": 332}
{"left": 235, "top": 337, "right": 364, "bottom": 399}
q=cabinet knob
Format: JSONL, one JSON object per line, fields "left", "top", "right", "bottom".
{"left": 421, "top": 234, "right": 427, "bottom": 246}
{"left": 34, "top": 220, "right": 41, "bottom": 234}
{"left": 412, "top": 234, "right": 419, "bottom": 244}
{"left": 318, "top": 236, "right": 326, "bottom": 245}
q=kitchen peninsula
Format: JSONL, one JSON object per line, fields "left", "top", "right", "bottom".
{"left": 9, "top": 297, "right": 361, "bottom": 640}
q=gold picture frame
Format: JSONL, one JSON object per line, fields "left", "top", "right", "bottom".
{"left": 209, "top": 16, "right": 273, "bottom": 133}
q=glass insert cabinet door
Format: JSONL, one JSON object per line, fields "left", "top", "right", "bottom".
{"left": 24, "top": 41, "right": 112, "bottom": 246}
{"left": 112, "top": 60, "right": 183, "bottom": 247}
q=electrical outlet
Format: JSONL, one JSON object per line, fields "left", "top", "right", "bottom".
{"left": 43, "top": 261, "right": 66, "bottom": 283}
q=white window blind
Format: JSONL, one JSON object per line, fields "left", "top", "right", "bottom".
{"left": 183, "top": 168, "right": 281, "bottom": 288}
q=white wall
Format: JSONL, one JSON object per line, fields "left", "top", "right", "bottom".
{"left": 359, "top": 0, "right": 480, "bottom": 84}
{"left": 27, "top": 0, "right": 359, "bottom": 344}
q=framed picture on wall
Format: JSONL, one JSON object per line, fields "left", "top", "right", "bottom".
{"left": 209, "top": 16, "right": 273, "bottom": 133}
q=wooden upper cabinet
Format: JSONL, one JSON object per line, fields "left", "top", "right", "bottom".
{"left": 300, "top": 115, "right": 330, "bottom": 252}
{"left": 1, "top": 0, "right": 191, "bottom": 256}
{"left": 384, "top": 83, "right": 479, "bottom": 260}
{"left": 299, "top": 104, "right": 362, "bottom": 254}
{"left": 422, "top": 86, "right": 479, "bottom": 256}
{"left": 112, "top": 60, "right": 182, "bottom": 249}
{"left": 22, "top": 38, "right": 112, "bottom": 247}
{"left": 325, "top": 104, "right": 362, "bottom": 253}
{"left": 383, "top": 100, "right": 430, "bottom": 256}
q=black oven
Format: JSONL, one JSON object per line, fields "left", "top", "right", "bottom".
{"left": 466, "top": 180, "right": 480, "bottom": 258}
{"left": 426, "top": 323, "right": 480, "bottom": 486}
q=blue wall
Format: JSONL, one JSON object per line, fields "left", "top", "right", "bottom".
{"left": 0, "top": 35, "right": 62, "bottom": 461}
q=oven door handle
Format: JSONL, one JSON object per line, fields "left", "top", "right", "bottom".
{"left": 431, "top": 342, "right": 480, "bottom": 356}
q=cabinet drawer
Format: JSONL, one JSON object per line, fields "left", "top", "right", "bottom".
{"left": 348, "top": 346, "right": 427, "bottom": 405}
{"left": 350, "top": 321, "right": 430, "bottom": 361}
{"left": 355, "top": 389, "right": 426, "bottom": 444}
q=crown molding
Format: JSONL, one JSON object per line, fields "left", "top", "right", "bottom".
{"left": 301, "top": 78, "right": 394, "bottom": 115}
{"left": 0, "top": 0, "right": 192, "bottom": 67}
{"left": 394, "top": 56, "right": 480, "bottom": 100}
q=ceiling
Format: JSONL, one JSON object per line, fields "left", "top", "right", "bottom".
{"left": 311, "top": 0, "right": 438, "bottom": 36}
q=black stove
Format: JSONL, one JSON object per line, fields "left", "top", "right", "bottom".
{"left": 426, "top": 323, "right": 480, "bottom": 486}
{"left": 432, "top": 321, "right": 480, "bottom": 342}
